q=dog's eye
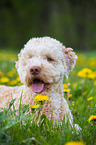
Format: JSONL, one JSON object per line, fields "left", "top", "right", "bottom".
{"left": 47, "top": 57, "right": 54, "bottom": 62}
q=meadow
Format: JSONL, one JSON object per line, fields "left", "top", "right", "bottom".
{"left": 0, "top": 49, "right": 96, "bottom": 145}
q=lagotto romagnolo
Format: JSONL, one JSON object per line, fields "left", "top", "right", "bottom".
{"left": 0, "top": 37, "right": 80, "bottom": 131}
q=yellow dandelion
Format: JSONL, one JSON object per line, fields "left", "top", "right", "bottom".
{"left": 95, "top": 104, "right": 96, "bottom": 107}
{"left": 77, "top": 68, "right": 92, "bottom": 78}
{"left": 63, "top": 89, "right": 70, "bottom": 93}
{"left": 8, "top": 80, "right": 17, "bottom": 85}
{"left": 0, "top": 71, "right": 4, "bottom": 77}
{"left": 88, "top": 72, "right": 96, "bottom": 79}
{"left": 34, "top": 94, "right": 49, "bottom": 101}
{"left": 7, "top": 71, "right": 14, "bottom": 77}
{"left": 77, "top": 71, "right": 87, "bottom": 78}
{"left": 68, "top": 94, "right": 72, "bottom": 99}
{"left": 16, "top": 77, "right": 20, "bottom": 82}
{"left": 88, "top": 115, "right": 96, "bottom": 123}
{"left": 93, "top": 80, "right": 96, "bottom": 86}
{"left": 0, "top": 77, "right": 9, "bottom": 83}
{"left": 82, "top": 68, "right": 92, "bottom": 73}
{"left": 30, "top": 103, "right": 39, "bottom": 109}
{"left": 65, "top": 141, "right": 85, "bottom": 145}
{"left": 63, "top": 83, "right": 68, "bottom": 89}
{"left": 87, "top": 97, "right": 93, "bottom": 101}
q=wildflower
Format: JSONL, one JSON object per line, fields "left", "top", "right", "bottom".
{"left": 68, "top": 94, "right": 72, "bottom": 99}
{"left": 0, "top": 77, "right": 9, "bottom": 83}
{"left": 16, "top": 77, "right": 20, "bottom": 82}
{"left": 8, "top": 80, "right": 17, "bottom": 85}
{"left": 77, "top": 68, "right": 92, "bottom": 78}
{"left": 63, "top": 83, "right": 68, "bottom": 89}
{"left": 82, "top": 68, "right": 92, "bottom": 73}
{"left": 7, "top": 71, "right": 14, "bottom": 77}
{"left": 77, "top": 71, "right": 87, "bottom": 78}
{"left": 88, "top": 71, "right": 96, "bottom": 79}
{"left": 34, "top": 94, "right": 49, "bottom": 101}
{"left": 93, "top": 80, "right": 96, "bottom": 86}
{"left": 95, "top": 104, "right": 96, "bottom": 107}
{"left": 63, "top": 89, "right": 70, "bottom": 93}
{"left": 0, "top": 71, "right": 4, "bottom": 77}
{"left": 88, "top": 115, "right": 96, "bottom": 123}
{"left": 30, "top": 103, "right": 39, "bottom": 109}
{"left": 65, "top": 141, "right": 85, "bottom": 145}
{"left": 87, "top": 97, "right": 93, "bottom": 101}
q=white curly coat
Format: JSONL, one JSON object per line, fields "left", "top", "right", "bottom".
{"left": 0, "top": 37, "right": 79, "bottom": 128}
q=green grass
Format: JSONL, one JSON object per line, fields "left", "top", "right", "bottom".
{"left": 0, "top": 50, "right": 96, "bottom": 145}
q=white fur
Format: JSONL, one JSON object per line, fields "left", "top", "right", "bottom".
{"left": 0, "top": 37, "right": 80, "bottom": 130}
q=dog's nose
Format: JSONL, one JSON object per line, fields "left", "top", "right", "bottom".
{"left": 30, "top": 66, "right": 41, "bottom": 75}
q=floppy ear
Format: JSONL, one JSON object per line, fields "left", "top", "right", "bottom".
{"left": 62, "top": 46, "right": 78, "bottom": 79}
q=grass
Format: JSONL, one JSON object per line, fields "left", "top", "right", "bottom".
{"left": 0, "top": 49, "right": 96, "bottom": 145}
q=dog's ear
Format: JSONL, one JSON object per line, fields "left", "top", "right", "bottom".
{"left": 62, "top": 46, "right": 78, "bottom": 79}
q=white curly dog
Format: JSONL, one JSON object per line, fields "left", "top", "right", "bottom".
{"left": 0, "top": 37, "right": 80, "bottom": 130}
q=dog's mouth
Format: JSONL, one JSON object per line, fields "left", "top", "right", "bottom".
{"left": 31, "top": 79, "right": 49, "bottom": 93}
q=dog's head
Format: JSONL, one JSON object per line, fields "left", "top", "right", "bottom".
{"left": 16, "top": 37, "right": 77, "bottom": 94}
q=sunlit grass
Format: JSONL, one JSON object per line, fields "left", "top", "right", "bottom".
{"left": 0, "top": 49, "right": 96, "bottom": 145}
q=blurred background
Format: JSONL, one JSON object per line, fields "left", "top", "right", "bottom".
{"left": 0, "top": 0, "right": 96, "bottom": 51}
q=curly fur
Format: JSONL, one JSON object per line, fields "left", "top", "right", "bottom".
{"left": 0, "top": 37, "right": 80, "bottom": 129}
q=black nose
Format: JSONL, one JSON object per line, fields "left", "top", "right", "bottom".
{"left": 30, "top": 66, "right": 41, "bottom": 75}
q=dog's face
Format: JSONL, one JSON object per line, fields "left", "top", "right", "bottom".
{"left": 16, "top": 37, "right": 77, "bottom": 94}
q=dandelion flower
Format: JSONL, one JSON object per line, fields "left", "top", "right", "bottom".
{"left": 68, "top": 94, "right": 72, "bottom": 99}
{"left": 77, "top": 71, "right": 87, "bottom": 78}
{"left": 87, "top": 97, "right": 93, "bottom": 101}
{"left": 0, "top": 72, "right": 4, "bottom": 77}
{"left": 88, "top": 115, "right": 96, "bottom": 123}
{"left": 8, "top": 80, "right": 17, "bottom": 85}
{"left": 65, "top": 141, "right": 85, "bottom": 145}
{"left": 93, "top": 80, "right": 96, "bottom": 86}
{"left": 88, "top": 71, "right": 96, "bottom": 79}
{"left": 16, "top": 77, "right": 20, "bottom": 82}
{"left": 63, "top": 83, "right": 68, "bottom": 89}
{"left": 0, "top": 77, "right": 9, "bottom": 83}
{"left": 63, "top": 89, "right": 70, "bottom": 93}
{"left": 7, "top": 71, "right": 14, "bottom": 77}
{"left": 77, "top": 68, "right": 92, "bottom": 78}
{"left": 82, "top": 68, "right": 92, "bottom": 73}
{"left": 34, "top": 94, "right": 49, "bottom": 101}
{"left": 30, "top": 103, "right": 39, "bottom": 108}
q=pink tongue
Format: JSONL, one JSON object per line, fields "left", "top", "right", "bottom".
{"left": 32, "top": 80, "right": 44, "bottom": 93}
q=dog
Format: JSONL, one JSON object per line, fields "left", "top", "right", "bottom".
{"left": 0, "top": 37, "right": 80, "bottom": 130}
